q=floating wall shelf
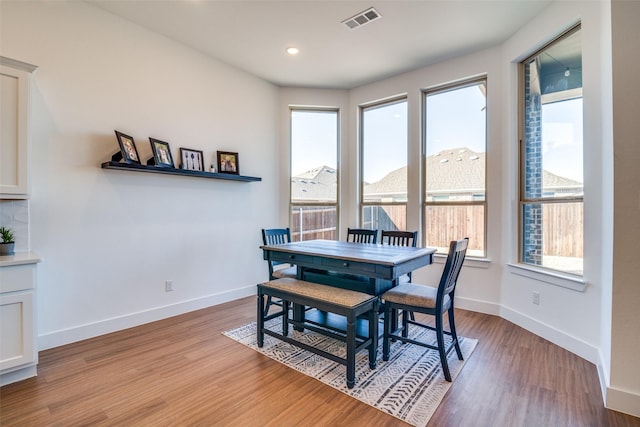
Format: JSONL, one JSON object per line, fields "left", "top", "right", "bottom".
{"left": 101, "top": 161, "right": 262, "bottom": 182}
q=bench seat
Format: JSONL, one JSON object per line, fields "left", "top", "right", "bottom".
{"left": 257, "top": 277, "right": 379, "bottom": 389}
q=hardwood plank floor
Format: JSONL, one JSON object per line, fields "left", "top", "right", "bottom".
{"left": 1, "top": 297, "right": 639, "bottom": 426}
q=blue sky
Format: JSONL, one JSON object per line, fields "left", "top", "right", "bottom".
{"left": 291, "top": 87, "right": 582, "bottom": 184}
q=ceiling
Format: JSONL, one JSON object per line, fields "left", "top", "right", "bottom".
{"left": 86, "top": 0, "right": 553, "bottom": 89}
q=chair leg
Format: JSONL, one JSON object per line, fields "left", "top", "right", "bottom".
{"left": 257, "top": 292, "right": 265, "bottom": 347}
{"left": 448, "top": 306, "right": 463, "bottom": 360}
{"left": 282, "top": 300, "right": 290, "bottom": 337}
{"left": 401, "top": 308, "right": 409, "bottom": 338}
{"left": 368, "top": 304, "right": 378, "bottom": 369}
{"left": 436, "top": 312, "right": 452, "bottom": 382}
{"left": 346, "top": 314, "right": 356, "bottom": 389}
{"left": 383, "top": 304, "right": 391, "bottom": 361}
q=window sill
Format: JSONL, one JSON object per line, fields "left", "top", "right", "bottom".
{"left": 507, "top": 263, "right": 587, "bottom": 292}
{"left": 433, "top": 253, "right": 490, "bottom": 269}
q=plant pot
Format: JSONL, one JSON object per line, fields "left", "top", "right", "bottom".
{"left": 0, "top": 242, "right": 15, "bottom": 256}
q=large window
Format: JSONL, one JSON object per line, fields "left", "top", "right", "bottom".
{"left": 423, "top": 79, "right": 487, "bottom": 257}
{"left": 290, "top": 109, "right": 339, "bottom": 241}
{"left": 520, "top": 26, "right": 583, "bottom": 275}
{"left": 360, "top": 98, "right": 408, "bottom": 231}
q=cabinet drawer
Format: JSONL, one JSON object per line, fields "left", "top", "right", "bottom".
{"left": 271, "top": 252, "right": 314, "bottom": 266}
{"left": 0, "top": 265, "right": 35, "bottom": 293}
{"left": 320, "top": 257, "right": 376, "bottom": 274}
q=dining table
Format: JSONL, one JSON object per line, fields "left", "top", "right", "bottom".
{"left": 261, "top": 239, "right": 436, "bottom": 333}
{"left": 260, "top": 239, "right": 436, "bottom": 296}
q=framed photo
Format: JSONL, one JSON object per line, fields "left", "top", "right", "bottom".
{"left": 114, "top": 130, "right": 141, "bottom": 164}
{"left": 180, "top": 148, "right": 205, "bottom": 171}
{"left": 149, "top": 138, "right": 175, "bottom": 168}
{"left": 217, "top": 151, "right": 239, "bottom": 175}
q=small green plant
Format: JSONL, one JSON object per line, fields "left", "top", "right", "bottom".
{"left": 0, "top": 226, "right": 15, "bottom": 243}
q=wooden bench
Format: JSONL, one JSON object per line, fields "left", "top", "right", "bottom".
{"left": 257, "top": 277, "right": 379, "bottom": 389}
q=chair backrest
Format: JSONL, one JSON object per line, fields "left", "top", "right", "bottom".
{"left": 261, "top": 228, "right": 291, "bottom": 274}
{"left": 436, "top": 238, "right": 469, "bottom": 307}
{"left": 262, "top": 228, "right": 291, "bottom": 246}
{"left": 346, "top": 228, "right": 378, "bottom": 244}
{"left": 381, "top": 230, "right": 417, "bottom": 247}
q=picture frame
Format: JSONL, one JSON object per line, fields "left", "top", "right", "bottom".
{"left": 114, "top": 130, "right": 141, "bottom": 164}
{"left": 180, "top": 148, "right": 205, "bottom": 171}
{"left": 217, "top": 151, "right": 239, "bottom": 175}
{"left": 149, "top": 138, "right": 175, "bottom": 168}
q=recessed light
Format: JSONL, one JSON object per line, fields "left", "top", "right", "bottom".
{"left": 286, "top": 47, "right": 299, "bottom": 55}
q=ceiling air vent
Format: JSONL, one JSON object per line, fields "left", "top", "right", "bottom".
{"left": 342, "top": 7, "right": 381, "bottom": 30}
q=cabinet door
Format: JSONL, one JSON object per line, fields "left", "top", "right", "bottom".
{"left": 0, "top": 65, "right": 30, "bottom": 198}
{"left": 0, "top": 291, "right": 35, "bottom": 371}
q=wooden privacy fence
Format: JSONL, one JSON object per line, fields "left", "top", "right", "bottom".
{"left": 290, "top": 203, "right": 583, "bottom": 258}
{"left": 542, "top": 203, "right": 583, "bottom": 257}
{"left": 291, "top": 206, "right": 337, "bottom": 241}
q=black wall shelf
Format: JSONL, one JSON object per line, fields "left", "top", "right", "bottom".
{"left": 101, "top": 161, "right": 262, "bottom": 182}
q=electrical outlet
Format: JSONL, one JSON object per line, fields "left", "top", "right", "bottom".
{"left": 165, "top": 280, "right": 174, "bottom": 292}
{"left": 532, "top": 291, "right": 540, "bottom": 305}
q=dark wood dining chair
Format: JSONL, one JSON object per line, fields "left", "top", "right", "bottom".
{"left": 261, "top": 228, "right": 297, "bottom": 313}
{"left": 381, "top": 230, "right": 417, "bottom": 248}
{"left": 346, "top": 227, "right": 378, "bottom": 244}
{"left": 381, "top": 230, "right": 417, "bottom": 283}
{"left": 381, "top": 230, "right": 418, "bottom": 321}
{"left": 382, "top": 237, "right": 469, "bottom": 382}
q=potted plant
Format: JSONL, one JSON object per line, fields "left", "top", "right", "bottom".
{"left": 0, "top": 226, "right": 16, "bottom": 256}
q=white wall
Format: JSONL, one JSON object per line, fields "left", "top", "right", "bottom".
{"left": 610, "top": 0, "right": 640, "bottom": 415}
{"left": 1, "top": 1, "right": 280, "bottom": 349}
{"left": 499, "top": 0, "right": 608, "bottom": 364}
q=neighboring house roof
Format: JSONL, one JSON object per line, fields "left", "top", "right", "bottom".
{"left": 291, "top": 165, "right": 337, "bottom": 201}
{"left": 292, "top": 148, "right": 582, "bottom": 200}
{"left": 364, "top": 147, "right": 485, "bottom": 196}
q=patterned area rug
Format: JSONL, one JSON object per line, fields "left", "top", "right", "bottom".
{"left": 224, "top": 318, "right": 477, "bottom": 427}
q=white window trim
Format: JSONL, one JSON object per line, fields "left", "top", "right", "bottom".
{"left": 507, "top": 263, "right": 587, "bottom": 292}
{"left": 433, "top": 253, "right": 490, "bottom": 269}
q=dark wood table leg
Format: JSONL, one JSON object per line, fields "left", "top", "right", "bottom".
{"left": 346, "top": 313, "right": 356, "bottom": 389}
{"left": 369, "top": 300, "right": 378, "bottom": 369}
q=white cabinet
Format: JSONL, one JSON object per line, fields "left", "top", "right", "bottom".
{"left": 0, "top": 57, "right": 37, "bottom": 199}
{"left": 0, "top": 254, "right": 41, "bottom": 386}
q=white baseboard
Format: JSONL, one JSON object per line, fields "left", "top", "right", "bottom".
{"left": 455, "top": 296, "right": 501, "bottom": 316}
{"left": 459, "top": 300, "right": 639, "bottom": 417}
{"left": 499, "top": 304, "right": 601, "bottom": 364}
{"left": 38, "top": 285, "right": 256, "bottom": 351}
{"left": 605, "top": 386, "right": 640, "bottom": 418}
{"left": 0, "top": 365, "right": 37, "bottom": 387}
{"left": 441, "top": 297, "right": 601, "bottom": 363}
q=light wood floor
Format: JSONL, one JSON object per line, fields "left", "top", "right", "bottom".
{"left": 1, "top": 297, "right": 639, "bottom": 426}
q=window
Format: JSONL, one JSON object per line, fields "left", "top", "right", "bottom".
{"left": 360, "top": 98, "right": 408, "bottom": 231}
{"left": 423, "top": 79, "right": 487, "bottom": 257}
{"left": 290, "top": 109, "right": 339, "bottom": 241}
{"left": 519, "top": 26, "right": 583, "bottom": 275}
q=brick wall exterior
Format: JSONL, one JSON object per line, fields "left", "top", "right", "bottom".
{"left": 523, "top": 62, "right": 543, "bottom": 265}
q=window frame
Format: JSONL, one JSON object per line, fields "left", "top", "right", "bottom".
{"left": 517, "top": 24, "right": 583, "bottom": 277}
{"left": 359, "top": 96, "right": 408, "bottom": 231}
{"left": 422, "top": 77, "right": 488, "bottom": 258}
{"left": 289, "top": 107, "right": 340, "bottom": 241}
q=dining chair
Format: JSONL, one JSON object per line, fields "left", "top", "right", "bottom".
{"left": 346, "top": 227, "right": 378, "bottom": 244}
{"left": 381, "top": 230, "right": 417, "bottom": 283}
{"left": 261, "top": 228, "right": 297, "bottom": 313}
{"left": 380, "top": 230, "right": 417, "bottom": 248}
{"left": 381, "top": 237, "right": 468, "bottom": 382}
